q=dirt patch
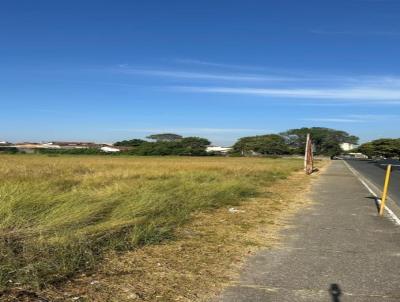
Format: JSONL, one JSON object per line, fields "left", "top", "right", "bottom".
{"left": 26, "top": 161, "right": 328, "bottom": 302}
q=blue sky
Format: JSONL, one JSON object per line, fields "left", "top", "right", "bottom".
{"left": 1, "top": 0, "right": 400, "bottom": 145}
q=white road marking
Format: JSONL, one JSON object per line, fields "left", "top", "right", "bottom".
{"left": 343, "top": 160, "right": 400, "bottom": 226}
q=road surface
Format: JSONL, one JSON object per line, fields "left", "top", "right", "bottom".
{"left": 344, "top": 159, "right": 400, "bottom": 208}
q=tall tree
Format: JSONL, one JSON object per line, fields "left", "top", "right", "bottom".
{"left": 280, "top": 127, "right": 358, "bottom": 156}
{"left": 121, "top": 136, "right": 211, "bottom": 156}
{"left": 181, "top": 137, "right": 210, "bottom": 148}
{"left": 358, "top": 139, "right": 400, "bottom": 158}
{"left": 181, "top": 137, "right": 211, "bottom": 155}
{"left": 232, "top": 134, "right": 290, "bottom": 155}
{"left": 146, "top": 133, "right": 183, "bottom": 142}
{"left": 114, "top": 139, "right": 146, "bottom": 146}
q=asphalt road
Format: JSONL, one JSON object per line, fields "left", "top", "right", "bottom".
{"left": 344, "top": 158, "right": 400, "bottom": 208}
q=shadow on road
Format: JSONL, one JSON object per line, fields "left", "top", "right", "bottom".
{"left": 329, "top": 283, "right": 342, "bottom": 302}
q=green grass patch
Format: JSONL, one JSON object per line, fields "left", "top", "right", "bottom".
{"left": 0, "top": 155, "right": 302, "bottom": 289}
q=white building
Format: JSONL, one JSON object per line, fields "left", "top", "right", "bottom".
{"left": 101, "top": 146, "right": 121, "bottom": 153}
{"left": 206, "top": 146, "right": 232, "bottom": 154}
{"left": 340, "top": 142, "right": 358, "bottom": 151}
{"left": 41, "top": 143, "right": 61, "bottom": 149}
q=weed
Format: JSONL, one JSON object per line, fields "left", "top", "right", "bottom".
{"left": 0, "top": 155, "right": 302, "bottom": 289}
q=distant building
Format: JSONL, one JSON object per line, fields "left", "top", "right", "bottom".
{"left": 13, "top": 143, "right": 42, "bottom": 148}
{"left": 100, "top": 146, "right": 120, "bottom": 153}
{"left": 206, "top": 146, "right": 232, "bottom": 154}
{"left": 41, "top": 143, "right": 61, "bottom": 149}
{"left": 9, "top": 142, "right": 98, "bottom": 153}
{"left": 340, "top": 142, "right": 358, "bottom": 151}
{"left": 50, "top": 141, "right": 98, "bottom": 149}
{"left": 11, "top": 143, "right": 43, "bottom": 153}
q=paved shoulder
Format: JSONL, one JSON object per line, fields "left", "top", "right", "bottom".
{"left": 215, "top": 161, "right": 400, "bottom": 301}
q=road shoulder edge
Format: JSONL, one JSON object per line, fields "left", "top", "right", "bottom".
{"left": 343, "top": 160, "right": 400, "bottom": 226}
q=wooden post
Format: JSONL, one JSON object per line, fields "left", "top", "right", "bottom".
{"left": 304, "top": 133, "right": 308, "bottom": 171}
{"left": 304, "top": 133, "right": 313, "bottom": 175}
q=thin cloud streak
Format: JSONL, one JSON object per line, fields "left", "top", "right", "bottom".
{"left": 175, "top": 86, "right": 400, "bottom": 102}
{"left": 311, "top": 29, "right": 400, "bottom": 36}
{"left": 345, "top": 114, "right": 400, "bottom": 119}
{"left": 300, "top": 114, "right": 400, "bottom": 123}
{"left": 119, "top": 68, "right": 297, "bottom": 82}
{"left": 300, "top": 118, "right": 365, "bottom": 123}
{"left": 109, "top": 128, "right": 273, "bottom": 134}
{"left": 173, "top": 59, "right": 317, "bottom": 78}
{"left": 115, "top": 64, "right": 400, "bottom": 103}
{"left": 115, "top": 64, "right": 400, "bottom": 87}
{"left": 174, "top": 58, "right": 268, "bottom": 71}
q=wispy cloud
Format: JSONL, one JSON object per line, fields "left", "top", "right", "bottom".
{"left": 115, "top": 64, "right": 400, "bottom": 87}
{"left": 114, "top": 63, "right": 400, "bottom": 104}
{"left": 301, "top": 114, "right": 400, "bottom": 123}
{"left": 174, "top": 58, "right": 267, "bottom": 71}
{"left": 174, "top": 59, "right": 319, "bottom": 78}
{"left": 118, "top": 68, "right": 298, "bottom": 82}
{"left": 348, "top": 76, "right": 400, "bottom": 86}
{"left": 300, "top": 118, "right": 365, "bottom": 123}
{"left": 355, "top": 0, "right": 397, "bottom": 3}
{"left": 345, "top": 113, "right": 400, "bottom": 120}
{"left": 109, "top": 127, "right": 273, "bottom": 134}
{"left": 311, "top": 29, "right": 400, "bottom": 37}
{"left": 174, "top": 86, "right": 400, "bottom": 102}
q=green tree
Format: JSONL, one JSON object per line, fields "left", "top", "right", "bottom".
{"left": 114, "top": 139, "right": 146, "bottom": 146}
{"left": 181, "top": 137, "right": 211, "bottom": 155}
{"left": 232, "top": 134, "right": 290, "bottom": 155}
{"left": 356, "top": 142, "right": 375, "bottom": 158}
{"left": 280, "top": 127, "right": 358, "bottom": 156}
{"left": 357, "top": 139, "right": 400, "bottom": 158}
{"left": 146, "top": 133, "right": 183, "bottom": 142}
{"left": 0, "top": 147, "right": 18, "bottom": 154}
{"left": 320, "top": 140, "right": 343, "bottom": 158}
{"left": 126, "top": 136, "right": 210, "bottom": 156}
{"left": 181, "top": 137, "right": 210, "bottom": 147}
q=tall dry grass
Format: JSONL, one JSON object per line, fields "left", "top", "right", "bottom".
{"left": 0, "top": 154, "right": 302, "bottom": 289}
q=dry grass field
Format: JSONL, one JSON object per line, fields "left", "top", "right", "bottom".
{"left": 0, "top": 154, "right": 310, "bottom": 300}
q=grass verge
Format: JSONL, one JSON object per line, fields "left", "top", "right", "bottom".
{"left": 0, "top": 155, "right": 305, "bottom": 298}
{"left": 40, "top": 159, "right": 327, "bottom": 302}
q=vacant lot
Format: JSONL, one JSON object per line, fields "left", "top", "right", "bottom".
{"left": 0, "top": 155, "right": 304, "bottom": 298}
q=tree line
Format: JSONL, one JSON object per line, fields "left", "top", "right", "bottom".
{"left": 38, "top": 134, "right": 212, "bottom": 156}
{"left": 11, "top": 129, "right": 400, "bottom": 158}
{"left": 111, "top": 127, "right": 358, "bottom": 157}
{"left": 357, "top": 139, "right": 400, "bottom": 158}
{"left": 231, "top": 127, "right": 358, "bottom": 157}
{"left": 115, "top": 134, "right": 211, "bottom": 156}
{"left": 7, "top": 127, "right": 362, "bottom": 157}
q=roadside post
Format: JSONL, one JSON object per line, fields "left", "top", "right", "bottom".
{"left": 379, "top": 164, "right": 392, "bottom": 216}
{"left": 304, "top": 133, "right": 313, "bottom": 175}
